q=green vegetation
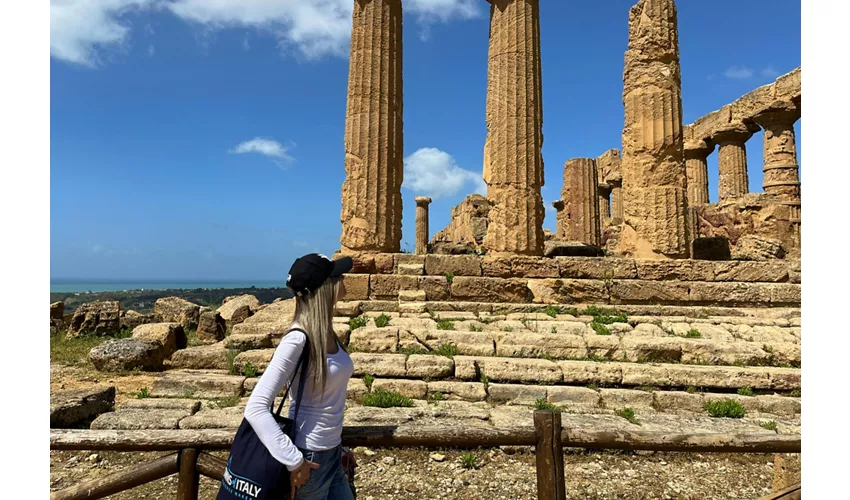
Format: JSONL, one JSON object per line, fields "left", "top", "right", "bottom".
{"left": 436, "top": 320, "right": 455, "bottom": 331}
{"left": 459, "top": 452, "right": 480, "bottom": 470}
{"left": 427, "top": 392, "right": 445, "bottom": 403}
{"left": 136, "top": 387, "right": 151, "bottom": 399}
{"left": 587, "top": 383, "right": 599, "bottom": 392}
{"left": 363, "top": 374, "right": 375, "bottom": 390}
{"left": 615, "top": 407, "right": 638, "bottom": 424}
{"left": 501, "top": 326, "right": 515, "bottom": 332}
{"left": 561, "top": 307, "right": 580, "bottom": 317}
{"left": 544, "top": 306, "right": 560, "bottom": 318}
{"left": 362, "top": 389, "right": 414, "bottom": 408}
{"left": 686, "top": 386, "right": 698, "bottom": 394}
{"left": 469, "top": 324, "right": 484, "bottom": 332}
{"left": 185, "top": 328, "right": 200, "bottom": 347}
{"left": 349, "top": 317, "right": 368, "bottom": 331}
{"left": 479, "top": 371, "right": 490, "bottom": 392}
{"left": 704, "top": 399, "right": 746, "bottom": 418}
{"left": 790, "top": 389, "right": 801, "bottom": 398}
{"left": 590, "top": 321, "right": 611, "bottom": 336}
{"left": 760, "top": 420, "right": 778, "bottom": 432}
{"left": 583, "top": 306, "right": 628, "bottom": 325}
{"left": 435, "top": 344, "right": 460, "bottom": 359}
{"left": 242, "top": 361, "right": 259, "bottom": 378}
{"left": 533, "top": 398, "right": 560, "bottom": 412}
{"left": 737, "top": 387, "right": 754, "bottom": 397}
{"left": 551, "top": 327, "right": 558, "bottom": 334}
{"left": 374, "top": 314, "right": 391, "bottom": 328}
{"left": 226, "top": 349, "right": 239, "bottom": 375}
{"left": 213, "top": 395, "right": 242, "bottom": 408}
{"left": 637, "top": 385, "right": 656, "bottom": 393}
{"left": 685, "top": 329, "right": 702, "bottom": 339}
{"left": 445, "top": 272, "right": 455, "bottom": 284}
{"left": 398, "top": 346, "right": 430, "bottom": 356}
{"left": 50, "top": 326, "right": 136, "bottom": 367}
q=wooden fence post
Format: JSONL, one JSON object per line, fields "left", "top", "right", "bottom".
{"left": 534, "top": 410, "right": 566, "bottom": 500}
{"left": 177, "top": 448, "right": 200, "bottom": 500}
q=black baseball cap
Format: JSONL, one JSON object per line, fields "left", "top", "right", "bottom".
{"left": 286, "top": 253, "right": 353, "bottom": 297}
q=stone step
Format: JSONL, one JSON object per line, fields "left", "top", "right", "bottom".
{"left": 171, "top": 342, "right": 229, "bottom": 370}
{"left": 50, "top": 386, "right": 115, "bottom": 428}
{"left": 151, "top": 370, "right": 246, "bottom": 399}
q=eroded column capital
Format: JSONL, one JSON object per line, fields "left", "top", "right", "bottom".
{"left": 552, "top": 200, "right": 565, "bottom": 211}
{"left": 683, "top": 138, "right": 714, "bottom": 159}
{"left": 711, "top": 122, "right": 760, "bottom": 145}
{"left": 752, "top": 100, "right": 801, "bottom": 127}
{"left": 414, "top": 196, "right": 433, "bottom": 207}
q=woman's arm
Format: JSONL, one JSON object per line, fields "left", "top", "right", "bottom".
{"left": 243, "top": 330, "right": 307, "bottom": 471}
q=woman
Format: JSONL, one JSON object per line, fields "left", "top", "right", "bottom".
{"left": 244, "top": 253, "right": 357, "bottom": 499}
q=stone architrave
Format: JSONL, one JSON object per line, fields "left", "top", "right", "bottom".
{"left": 752, "top": 101, "right": 801, "bottom": 199}
{"left": 561, "top": 158, "right": 601, "bottom": 246}
{"left": 414, "top": 196, "right": 432, "bottom": 255}
{"left": 712, "top": 123, "right": 759, "bottom": 201}
{"left": 339, "top": 0, "right": 404, "bottom": 253}
{"left": 482, "top": 0, "right": 545, "bottom": 255}
{"left": 620, "top": 0, "right": 689, "bottom": 258}
{"left": 684, "top": 138, "right": 713, "bottom": 205}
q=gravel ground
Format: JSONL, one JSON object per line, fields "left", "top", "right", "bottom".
{"left": 50, "top": 447, "right": 800, "bottom": 499}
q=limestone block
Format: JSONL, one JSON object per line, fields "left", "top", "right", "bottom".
{"left": 600, "top": 388, "right": 654, "bottom": 410}
{"left": 765, "top": 367, "right": 800, "bottom": 390}
{"left": 413, "top": 330, "right": 494, "bottom": 356}
{"left": 510, "top": 257, "right": 560, "bottom": 278}
{"left": 762, "top": 342, "right": 801, "bottom": 367}
{"left": 546, "top": 386, "right": 601, "bottom": 407}
{"left": 370, "top": 275, "right": 419, "bottom": 300}
{"left": 372, "top": 379, "right": 427, "bottom": 399}
{"left": 495, "top": 332, "right": 586, "bottom": 360}
{"left": 234, "top": 349, "right": 275, "bottom": 374}
{"left": 179, "top": 406, "right": 245, "bottom": 429}
{"left": 527, "top": 279, "right": 609, "bottom": 304}
{"left": 481, "top": 256, "right": 512, "bottom": 278}
{"left": 171, "top": 343, "right": 230, "bottom": 370}
{"left": 610, "top": 280, "right": 690, "bottom": 305}
{"left": 341, "top": 274, "right": 370, "bottom": 301}
{"left": 652, "top": 391, "right": 705, "bottom": 413}
{"left": 631, "top": 323, "right": 668, "bottom": 337}
{"left": 664, "top": 365, "right": 771, "bottom": 390}
{"left": 424, "top": 255, "right": 482, "bottom": 277}
{"left": 349, "top": 327, "right": 399, "bottom": 353}
{"left": 426, "top": 381, "right": 486, "bottom": 402}
{"left": 621, "top": 337, "right": 683, "bottom": 363}
{"left": 767, "top": 283, "right": 801, "bottom": 306}
{"left": 50, "top": 386, "right": 116, "bottom": 428}
{"left": 487, "top": 383, "right": 547, "bottom": 405}
{"left": 217, "top": 295, "right": 260, "bottom": 321}
{"left": 347, "top": 379, "right": 368, "bottom": 400}
{"left": 66, "top": 300, "right": 121, "bottom": 337}
{"left": 558, "top": 361, "right": 623, "bottom": 385}
{"left": 121, "top": 398, "right": 201, "bottom": 413}
{"left": 712, "top": 261, "right": 789, "bottom": 282}
{"left": 151, "top": 370, "right": 246, "bottom": 399}
{"left": 405, "top": 354, "right": 454, "bottom": 379}
{"left": 154, "top": 297, "right": 200, "bottom": 330}
{"left": 197, "top": 311, "right": 226, "bottom": 344}
{"left": 89, "top": 339, "right": 165, "bottom": 372}
{"left": 454, "top": 356, "right": 562, "bottom": 384}
{"left": 757, "top": 396, "right": 801, "bottom": 417}
{"left": 132, "top": 323, "right": 187, "bottom": 358}
{"left": 226, "top": 333, "right": 273, "bottom": 351}
{"left": 584, "top": 335, "right": 623, "bottom": 360}
{"left": 679, "top": 339, "right": 770, "bottom": 366}
{"left": 350, "top": 353, "right": 407, "bottom": 378}
{"left": 688, "top": 282, "right": 772, "bottom": 306}
{"left": 635, "top": 260, "right": 715, "bottom": 281}
{"left": 91, "top": 409, "right": 191, "bottom": 430}
{"left": 375, "top": 254, "right": 396, "bottom": 274}
{"left": 450, "top": 277, "right": 529, "bottom": 303}
{"left": 556, "top": 257, "right": 637, "bottom": 280}
{"left": 620, "top": 363, "right": 670, "bottom": 387}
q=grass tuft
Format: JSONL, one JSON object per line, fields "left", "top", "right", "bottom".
{"left": 242, "top": 361, "right": 259, "bottom": 378}
{"left": 374, "top": 314, "right": 391, "bottom": 328}
{"left": 590, "top": 321, "right": 611, "bottom": 336}
{"left": 533, "top": 398, "right": 560, "bottom": 412}
{"left": 436, "top": 320, "right": 455, "bottom": 331}
{"left": 544, "top": 306, "right": 560, "bottom": 318}
{"left": 349, "top": 317, "right": 368, "bottom": 331}
{"left": 615, "top": 407, "right": 638, "bottom": 424}
{"left": 363, "top": 374, "right": 375, "bottom": 390}
{"left": 459, "top": 452, "right": 480, "bottom": 470}
{"left": 737, "top": 387, "right": 754, "bottom": 397}
{"left": 704, "top": 399, "right": 746, "bottom": 418}
{"left": 435, "top": 343, "right": 460, "bottom": 358}
{"left": 362, "top": 389, "right": 414, "bottom": 408}
{"left": 685, "top": 329, "right": 702, "bottom": 339}
{"left": 136, "top": 387, "right": 150, "bottom": 399}
{"left": 760, "top": 420, "right": 778, "bottom": 432}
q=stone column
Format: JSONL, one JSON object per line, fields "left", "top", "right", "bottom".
{"left": 610, "top": 181, "right": 624, "bottom": 222}
{"left": 414, "top": 196, "right": 432, "bottom": 255}
{"left": 752, "top": 101, "right": 801, "bottom": 199}
{"left": 339, "top": 0, "right": 404, "bottom": 253}
{"left": 598, "top": 184, "right": 612, "bottom": 221}
{"left": 712, "top": 123, "right": 758, "bottom": 201}
{"left": 561, "top": 158, "right": 601, "bottom": 246}
{"left": 684, "top": 138, "right": 713, "bottom": 205}
{"left": 482, "top": 0, "right": 545, "bottom": 255}
{"left": 552, "top": 200, "right": 565, "bottom": 238}
{"left": 620, "top": 0, "right": 689, "bottom": 258}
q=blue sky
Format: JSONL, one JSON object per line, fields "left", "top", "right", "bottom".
{"left": 50, "top": 0, "right": 801, "bottom": 281}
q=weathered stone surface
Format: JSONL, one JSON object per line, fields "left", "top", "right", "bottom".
{"left": 481, "top": 256, "right": 512, "bottom": 278}
{"left": 243, "top": 298, "right": 295, "bottom": 327}
{"left": 431, "top": 194, "right": 491, "bottom": 250}
{"left": 559, "top": 158, "right": 601, "bottom": 246}
{"left": 653, "top": 391, "right": 705, "bottom": 413}
{"left": 558, "top": 361, "right": 623, "bottom": 385}
{"left": 50, "top": 386, "right": 115, "bottom": 428}
{"left": 89, "top": 339, "right": 165, "bottom": 372}
{"left": 688, "top": 282, "right": 772, "bottom": 306}
{"left": 339, "top": 0, "right": 403, "bottom": 252}
{"left": 547, "top": 386, "right": 601, "bottom": 407}
{"left": 496, "top": 333, "right": 586, "bottom": 360}
{"left": 132, "top": 323, "right": 187, "bottom": 358}
{"left": 762, "top": 342, "right": 801, "bottom": 367}
{"left": 171, "top": 343, "right": 230, "bottom": 370}
{"left": 234, "top": 349, "right": 275, "bottom": 375}
{"left": 372, "top": 379, "right": 427, "bottom": 399}
{"left": 154, "top": 297, "right": 200, "bottom": 330}
{"left": 179, "top": 406, "right": 245, "bottom": 429}
{"left": 757, "top": 396, "right": 800, "bottom": 417}
{"left": 67, "top": 300, "right": 121, "bottom": 337}
{"left": 621, "top": 337, "right": 683, "bottom": 363}
{"left": 510, "top": 257, "right": 560, "bottom": 278}
{"left": 350, "top": 353, "right": 407, "bottom": 378}
{"left": 557, "top": 258, "right": 637, "bottom": 280}
{"left": 482, "top": 0, "right": 544, "bottom": 255}
{"left": 631, "top": 323, "right": 668, "bottom": 337}
{"left": 620, "top": 363, "right": 670, "bottom": 387}
{"left": 635, "top": 261, "right": 715, "bottom": 281}
{"left": 600, "top": 388, "right": 654, "bottom": 410}
{"left": 121, "top": 398, "right": 201, "bottom": 413}
{"left": 544, "top": 241, "right": 604, "bottom": 257}
{"left": 424, "top": 255, "right": 482, "bottom": 277}
{"left": 338, "top": 275, "right": 370, "bottom": 303}
{"left": 765, "top": 367, "right": 800, "bottom": 390}
{"left": 374, "top": 254, "right": 396, "bottom": 274}
{"left": 412, "top": 330, "right": 494, "bottom": 357}
{"left": 229, "top": 305, "right": 253, "bottom": 326}
{"left": 712, "top": 261, "right": 789, "bottom": 282}
{"left": 585, "top": 335, "right": 623, "bottom": 360}
{"left": 347, "top": 378, "right": 368, "bottom": 400}
{"left": 226, "top": 333, "right": 273, "bottom": 351}
{"left": 370, "top": 275, "right": 419, "bottom": 300}
{"left": 527, "top": 279, "right": 609, "bottom": 304}
{"left": 216, "top": 295, "right": 260, "bottom": 322}
{"left": 151, "top": 370, "right": 246, "bottom": 399}
{"left": 350, "top": 327, "right": 399, "bottom": 353}
{"left": 487, "top": 383, "right": 547, "bottom": 405}
{"left": 51, "top": 301, "right": 65, "bottom": 321}
{"left": 406, "top": 354, "right": 454, "bottom": 378}
{"left": 619, "top": 0, "right": 688, "bottom": 258}
{"left": 679, "top": 339, "right": 770, "bottom": 366}
{"left": 91, "top": 409, "right": 191, "bottom": 430}
{"left": 451, "top": 277, "right": 528, "bottom": 303}
{"left": 664, "top": 365, "right": 771, "bottom": 390}
{"left": 427, "top": 381, "right": 487, "bottom": 402}
{"left": 120, "top": 310, "right": 156, "bottom": 331}
{"left": 455, "top": 356, "right": 562, "bottom": 384}
{"left": 732, "top": 235, "right": 786, "bottom": 260}
{"left": 610, "top": 280, "right": 690, "bottom": 305}
{"left": 767, "top": 283, "right": 801, "bottom": 306}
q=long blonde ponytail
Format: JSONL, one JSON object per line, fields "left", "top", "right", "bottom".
{"left": 290, "top": 277, "right": 344, "bottom": 397}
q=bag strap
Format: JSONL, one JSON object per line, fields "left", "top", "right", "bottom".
{"left": 274, "top": 328, "right": 311, "bottom": 418}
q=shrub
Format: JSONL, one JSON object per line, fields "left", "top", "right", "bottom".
{"left": 460, "top": 452, "right": 480, "bottom": 470}
{"left": 226, "top": 349, "right": 239, "bottom": 375}
{"left": 436, "top": 320, "right": 455, "bottom": 331}
{"left": 561, "top": 307, "right": 580, "bottom": 317}
{"left": 737, "top": 387, "right": 754, "bottom": 397}
{"left": 374, "top": 314, "right": 391, "bottom": 328}
{"left": 544, "top": 306, "right": 560, "bottom": 318}
{"left": 616, "top": 407, "right": 638, "bottom": 424}
{"left": 436, "top": 343, "right": 460, "bottom": 358}
{"left": 136, "top": 387, "right": 150, "bottom": 399}
{"left": 760, "top": 420, "right": 778, "bottom": 432}
{"left": 242, "top": 361, "right": 259, "bottom": 378}
{"left": 583, "top": 306, "right": 628, "bottom": 325}
{"left": 590, "top": 321, "right": 611, "bottom": 336}
{"left": 704, "top": 399, "right": 746, "bottom": 418}
{"left": 363, "top": 389, "right": 414, "bottom": 408}
{"left": 533, "top": 398, "right": 560, "bottom": 412}
{"left": 685, "top": 329, "right": 701, "bottom": 339}
{"left": 349, "top": 317, "right": 368, "bottom": 331}
{"left": 363, "top": 374, "right": 375, "bottom": 390}
{"left": 445, "top": 272, "right": 455, "bottom": 284}
{"left": 428, "top": 392, "right": 445, "bottom": 403}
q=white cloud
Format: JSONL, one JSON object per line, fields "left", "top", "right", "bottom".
{"left": 229, "top": 138, "right": 294, "bottom": 166}
{"left": 51, "top": 0, "right": 481, "bottom": 67}
{"left": 147, "top": 44, "right": 155, "bottom": 56}
{"left": 242, "top": 35, "right": 250, "bottom": 51}
{"left": 403, "top": 148, "right": 485, "bottom": 200}
{"left": 724, "top": 66, "right": 754, "bottom": 79}
{"left": 761, "top": 66, "right": 780, "bottom": 78}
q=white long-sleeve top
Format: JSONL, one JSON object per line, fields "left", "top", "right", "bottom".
{"left": 243, "top": 324, "right": 354, "bottom": 471}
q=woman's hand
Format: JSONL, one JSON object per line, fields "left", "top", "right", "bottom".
{"left": 342, "top": 448, "right": 357, "bottom": 471}
{"left": 290, "top": 459, "right": 320, "bottom": 497}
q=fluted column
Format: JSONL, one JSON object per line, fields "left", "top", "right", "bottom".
{"left": 753, "top": 101, "right": 801, "bottom": 199}
{"left": 561, "top": 158, "right": 601, "bottom": 246}
{"left": 712, "top": 123, "right": 758, "bottom": 201}
{"left": 552, "top": 200, "right": 565, "bottom": 238}
{"left": 598, "top": 184, "right": 612, "bottom": 221}
{"left": 414, "top": 196, "right": 432, "bottom": 255}
{"left": 340, "top": 0, "right": 403, "bottom": 253}
{"left": 610, "top": 181, "right": 624, "bottom": 222}
{"left": 621, "top": 0, "right": 688, "bottom": 258}
{"left": 684, "top": 138, "right": 713, "bottom": 205}
{"left": 482, "top": 0, "right": 545, "bottom": 255}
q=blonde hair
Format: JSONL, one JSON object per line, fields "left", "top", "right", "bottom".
{"left": 290, "top": 277, "right": 345, "bottom": 397}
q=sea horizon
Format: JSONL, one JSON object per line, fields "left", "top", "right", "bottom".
{"left": 50, "top": 279, "right": 285, "bottom": 294}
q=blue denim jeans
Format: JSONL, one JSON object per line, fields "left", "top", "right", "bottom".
{"left": 293, "top": 445, "right": 354, "bottom": 500}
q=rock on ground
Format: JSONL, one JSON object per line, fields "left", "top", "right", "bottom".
{"left": 197, "top": 311, "right": 226, "bottom": 344}
{"left": 50, "top": 386, "right": 115, "bottom": 428}
{"left": 88, "top": 339, "right": 165, "bottom": 372}
{"left": 217, "top": 295, "right": 260, "bottom": 322}
{"left": 154, "top": 297, "right": 200, "bottom": 330}
{"left": 66, "top": 300, "right": 121, "bottom": 338}
{"left": 131, "top": 323, "right": 187, "bottom": 358}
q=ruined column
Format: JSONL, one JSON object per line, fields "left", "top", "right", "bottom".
{"left": 598, "top": 184, "right": 612, "bottom": 221}
{"left": 596, "top": 149, "right": 623, "bottom": 222}
{"left": 414, "top": 196, "right": 432, "bottom": 255}
{"left": 712, "top": 123, "right": 758, "bottom": 201}
{"left": 684, "top": 138, "right": 713, "bottom": 205}
{"left": 339, "top": 0, "right": 403, "bottom": 253}
{"left": 620, "top": 0, "right": 688, "bottom": 258}
{"left": 482, "top": 0, "right": 545, "bottom": 255}
{"left": 752, "top": 101, "right": 801, "bottom": 199}
{"left": 561, "top": 158, "right": 601, "bottom": 246}
{"left": 552, "top": 200, "right": 565, "bottom": 239}
{"left": 610, "top": 181, "right": 624, "bottom": 221}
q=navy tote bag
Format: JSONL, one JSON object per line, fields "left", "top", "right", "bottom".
{"left": 217, "top": 332, "right": 310, "bottom": 500}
